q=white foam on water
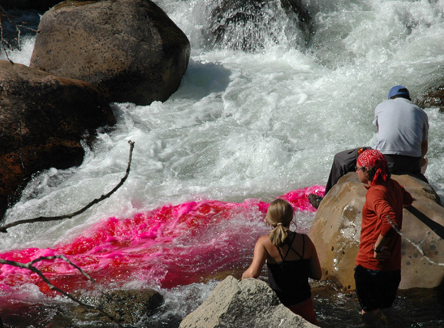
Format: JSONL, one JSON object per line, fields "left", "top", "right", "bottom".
{"left": 1, "top": 0, "right": 444, "bottom": 323}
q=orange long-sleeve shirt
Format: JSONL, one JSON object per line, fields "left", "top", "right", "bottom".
{"left": 356, "top": 178, "right": 413, "bottom": 271}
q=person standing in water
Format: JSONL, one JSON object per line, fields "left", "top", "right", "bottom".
{"left": 242, "top": 199, "right": 322, "bottom": 324}
{"left": 354, "top": 149, "right": 413, "bottom": 323}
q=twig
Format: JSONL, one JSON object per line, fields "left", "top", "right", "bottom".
{"left": 0, "top": 140, "right": 135, "bottom": 233}
{"left": 0, "top": 255, "right": 124, "bottom": 327}
{"left": 386, "top": 215, "right": 444, "bottom": 267}
{"left": 0, "top": 4, "right": 41, "bottom": 62}
{"left": 0, "top": 6, "right": 11, "bottom": 62}
{"left": 405, "top": 205, "right": 444, "bottom": 239}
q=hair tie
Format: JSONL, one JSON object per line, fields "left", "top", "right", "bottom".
{"left": 276, "top": 223, "right": 282, "bottom": 226}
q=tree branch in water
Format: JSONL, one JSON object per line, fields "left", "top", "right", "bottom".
{"left": 387, "top": 215, "right": 444, "bottom": 267}
{"left": 0, "top": 5, "right": 40, "bottom": 62}
{"left": 0, "top": 255, "right": 124, "bottom": 327}
{"left": 0, "top": 140, "right": 135, "bottom": 233}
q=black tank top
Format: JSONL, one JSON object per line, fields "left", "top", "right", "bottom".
{"left": 266, "top": 233, "right": 311, "bottom": 306}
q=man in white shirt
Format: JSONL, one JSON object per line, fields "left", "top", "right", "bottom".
{"left": 372, "top": 85, "right": 428, "bottom": 176}
{"left": 309, "top": 85, "right": 429, "bottom": 209}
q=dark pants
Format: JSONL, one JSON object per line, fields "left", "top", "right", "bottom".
{"left": 354, "top": 265, "right": 401, "bottom": 312}
{"left": 324, "top": 147, "right": 427, "bottom": 196}
{"left": 325, "top": 147, "right": 370, "bottom": 195}
{"left": 384, "top": 154, "right": 426, "bottom": 181}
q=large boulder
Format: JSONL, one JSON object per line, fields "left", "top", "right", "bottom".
{"left": 179, "top": 276, "right": 318, "bottom": 328}
{"left": 0, "top": 60, "right": 116, "bottom": 220}
{"left": 29, "top": 0, "right": 190, "bottom": 106}
{"left": 309, "top": 172, "right": 444, "bottom": 291}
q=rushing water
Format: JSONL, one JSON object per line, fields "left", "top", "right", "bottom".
{"left": 1, "top": 0, "right": 444, "bottom": 327}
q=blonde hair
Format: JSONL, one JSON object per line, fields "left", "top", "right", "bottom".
{"left": 265, "top": 199, "right": 294, "bottom": 247}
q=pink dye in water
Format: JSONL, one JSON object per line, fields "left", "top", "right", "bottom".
{"left": 0, "top": 186, "right": 324, "bottom": 296}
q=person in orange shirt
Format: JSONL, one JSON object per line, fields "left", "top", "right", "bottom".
{"left": 354, "top": 149, "right": 413, "bottom": 323}
{"left": 242, "top": 199, "right": 322, "bottom": 324}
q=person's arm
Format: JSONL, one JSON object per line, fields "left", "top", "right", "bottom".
{"left": 421, "top": 140, "right": 428, "bottom": 158}
{"left": 372, "top": 188, "right": 413, "bottom": 260}
{"left": 242, "top": 236, "right": 268, "bottom": 279}
{"left": 420, "top": 140, "right": 428, "bottom": 167}
{"left": 369, "top": 189, "right": 399, "bottom": 261}
{"left": 306, "top": 236, "right": 322, "bottom": 280}
{"left": 373, "top": 231, "right": 392, "bottom": 261}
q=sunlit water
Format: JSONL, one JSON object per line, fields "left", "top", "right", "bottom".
{"left": 1, "top": 0, "right": 444, "bottom": 327}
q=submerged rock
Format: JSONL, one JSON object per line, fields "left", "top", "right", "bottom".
{"left": 179, "top": 276, "right": 318, "bottom": 328}
{"left": 30, "top": 0, "right": 190, "bottom": 105}
{"left": 309, "top": 172, "right": 444, "bottom": 291}
{"left": 0, "top": 60, "right": 115, "bottom": 220}
{"left": 73, "top": 289, "right": 164, "bottom": 325}
{"left": 416, "top": 85, "right": 444, "bottom": 112}
{"left": 208, "top": 0, "right": 313, "bottom": 51}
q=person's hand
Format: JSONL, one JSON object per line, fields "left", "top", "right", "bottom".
{"left": 374, "top": 247, "right": 390, "bottom": 261}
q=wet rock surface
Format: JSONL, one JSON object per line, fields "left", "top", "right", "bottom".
{"left": 0, "top": 60, "right": 116, "bottom": 220}
{"left": 208, "top": 0, "right": 313, "bottom": 51}
{"left": 309, "top": 172, "right": 444, "bottom": 291}
{"left": 0, "top": 288, "right": 164, "bottom": 327}
{"left": 417, "top": 85, "right": 444, "bottom": 112}
{"left": 73, "top": 289, "right": 165, "bottom": 325}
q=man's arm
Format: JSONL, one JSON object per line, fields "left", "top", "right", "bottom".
{"left": 421, "top": 140, "right": 428, "bottom": 158}
{"left": 421, "top": 140, "right": 428, "bottom": 167}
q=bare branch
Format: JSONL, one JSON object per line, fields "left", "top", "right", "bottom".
{"left": 0, "top": 4, "right": 41, "bottom": 62}
{"left": 0, "top": 140, "right": 135, "bottom": 233}
{"left": 386, "top": 215, "right": 444, "bottom": 267}
{"left": 405, "top": 205, "right": 444, "bottom": 239}
{"left": 0, "top": 6, "right": 11, "bottom": 62}
{"left": 0, "top": 255, "right": 124, "bottom": 327}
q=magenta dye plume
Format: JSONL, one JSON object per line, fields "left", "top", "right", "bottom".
{"left": 0, "top": 186, "right": 324, "bottom": 296}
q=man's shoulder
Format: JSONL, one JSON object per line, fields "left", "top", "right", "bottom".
{"left": 377, "top": 99, "right": 427, "bottom": 115}
{"left": 375, "top": 99, "right": 391, "bottom": 109}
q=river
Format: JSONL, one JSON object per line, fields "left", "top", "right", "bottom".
{"left": 1, "top": 0, "right": 444, "bottom": 327}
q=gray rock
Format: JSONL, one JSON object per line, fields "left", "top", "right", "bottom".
{"left": 69, "top": 288, "right": 164, "bottom": 325}
{"left": 0, "top": 60, "right": 115, "bottom": 220}
{"left": 416, "top": 85, "right": 444, "bottom": 112}
{"left": 309, "top": 172, "right": 444, "bottom": 291}
{"left": 30, "top": 0, "right": 190, "bottom": 105}
{"left": 208, "top": 0, "right": 312, "bottom": 51}
{"left": 179, "top": 276, "right": 318, "bottom": 328}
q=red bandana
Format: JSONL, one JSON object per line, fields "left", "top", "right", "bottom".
{"left": 357, "top": 149, "right": 388, "bottom": 186}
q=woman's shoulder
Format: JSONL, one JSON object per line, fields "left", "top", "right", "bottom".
{"left": 299, "top": 233, "right": 315, "bottom": 245}
{"left": 289, "top": 232, "right": 313, "bottom": 247}
{"left": 367, "top": 181, "right": 391, "bottom": 194}
{"left": 373, "top": 178, "right": 405, "bottom": 193}
{"left": 257, "top": 235, "right": 272, "bottom": 246}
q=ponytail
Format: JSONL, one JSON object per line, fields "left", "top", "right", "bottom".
{"left": 269, "top": 224, "right": 289, "bottom": 247}
{"left": 265, "top": 199, "right": 294, "bottom": 247}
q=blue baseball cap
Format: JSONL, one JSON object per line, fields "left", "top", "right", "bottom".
{"left": 388, "top": 85, "right": 410, "bottom": 99}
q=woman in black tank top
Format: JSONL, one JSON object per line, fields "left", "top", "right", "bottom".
{"left": 242, "top": 199, "right": 322, "bottom": 324}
